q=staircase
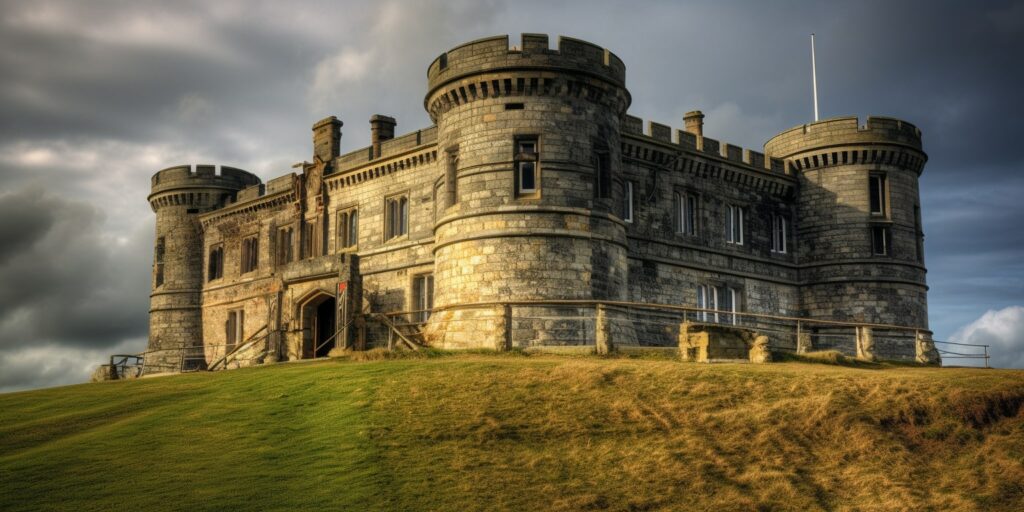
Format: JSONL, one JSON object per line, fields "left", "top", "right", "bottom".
{"left": 372, "top": 313, "right": 426, "bottom": 350}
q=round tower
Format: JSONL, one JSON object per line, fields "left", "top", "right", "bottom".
{"left": 424, "top": 34, "right": 632, "bottom": 348}
{"left": 147, "top": 164, "right": 260, "bottom": 371}
{"left": 765, "top": 117, "right": 928, "bottom": 349}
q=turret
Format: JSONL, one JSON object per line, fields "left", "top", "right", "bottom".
{"left": 424, "top": 34, "right": 632, "bottom": 348}
{"left": 147, "top": 164, "right": 260, "bottom": 371}
{"left": 765, "top": 117, "right": 929, "bottom": 349}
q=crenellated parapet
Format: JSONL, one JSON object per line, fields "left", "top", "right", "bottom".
{"left": 622, "top": 114, "right": 790, "bottom": 176}
{"left": 148, "top": 164, "right": 261, "bottom": 212}
{"left": 764, "top": 116, "right": 926, "bottom": 174}
{"left": 425, "top": 34, "right": 630, "bottom": 121}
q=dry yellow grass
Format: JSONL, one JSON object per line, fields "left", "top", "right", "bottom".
{"left": 2, "top": 354, "right": 1023, "bottom": 511}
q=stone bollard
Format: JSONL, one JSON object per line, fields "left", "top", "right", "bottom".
{"left": 595, "top": 304, "right": 613, "bottom": 355}
{"left": 856, "top": 326, "right": 876, "bottom": 362}
{"left": 796, "top": 331, "right": 813, "bottom": 354}
{"left": 915, "top": 331, "right": 941, "bottom": 365}
{"left": 748, "top": 335, "right": 772, "bottom": 363}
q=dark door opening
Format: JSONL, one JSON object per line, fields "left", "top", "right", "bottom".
{"left": 313, "top": 297, "right": 336, "bottom": 358}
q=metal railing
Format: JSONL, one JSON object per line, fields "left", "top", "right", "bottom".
{"left": 379, "top": 299, "right": 992, "bottom": 365}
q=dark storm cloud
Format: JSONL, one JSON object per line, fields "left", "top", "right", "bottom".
{"left": 0, "top": 187, "right": 151, "bottom": 349}
{"left": 0, "top": 0, "right": 1021, "bottom": 391}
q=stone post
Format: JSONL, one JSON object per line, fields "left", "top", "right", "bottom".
{"left": 915, "top": 331, "right": 941, "bottom": 365}
{"left": 796, "top": 322, "right": 813, "bottom": 354}
{"left": 856, "top": 326, "right": 876, "bottom": 361}
{"left": 595, "top": 304, "right": 613, "bottom": 355}
{"left": 678, "top": 321, "right": 695, "bottom": 361}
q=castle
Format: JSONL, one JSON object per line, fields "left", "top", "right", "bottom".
{"left": 146, "top": 34, "right": 930, "bottom": 370}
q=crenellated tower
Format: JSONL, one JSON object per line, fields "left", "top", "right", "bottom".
{"left": 424, "top": 34, "right": 632, "bottom": 348}
{"left": 765, "top": 117, "right": 928, "bottom": 354}
{"left": 147, "top": 165, "right": 260, "bottom": 370}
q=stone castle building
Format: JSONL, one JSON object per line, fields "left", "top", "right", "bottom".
{"left": 147, "top": 34, "right": 929, "bottom": 367}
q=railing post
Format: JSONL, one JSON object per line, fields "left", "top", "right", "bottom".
{"left": 985, "top": 345, "right": 990, "bottom": 368}
{"left": 503, "top": 303, "right": 513, "bottom": 351}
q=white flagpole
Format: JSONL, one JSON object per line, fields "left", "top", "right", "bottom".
{"left": 811, "top": 33, "right": 820, "bottom": 122}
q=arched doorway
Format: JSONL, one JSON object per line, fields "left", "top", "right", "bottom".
{"left": 298, "top": 292, "right": 337, "bottom": 359}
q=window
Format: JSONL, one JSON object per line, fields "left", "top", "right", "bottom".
{"left": 595, "top": 151, "right": 611, "bottom": 199}
{"left": 154, "top": 237, "right": 165, "bottom": 287}
{"left": 871, "top": 226, "right": 890, "bottom": 256}
{"left": 623, "top": 181, "right": 634, "bottom": 223}
{"left": 445, "top": 149, "right": 458, "bottom": 208}
{"left": 385, "top": 194, "right": 409, "bottom": 240}
{"left": 226, "top": 309, "right": 244, "bottom": 349}
{"left": 869, "top": 174, "right": 888, "bottom": 217}
{"left": 515, "top": 136, "right": 539, "bottom": 196}
{"left": 276, "top": 227, "right": 293, "bottom": 265}
{"left": 771, "top": 214, "right": 788, "bottom": 254}
{"left": 726, "top": 205, "right": 744, "bottom": 245}
{"left": 337, "top": 209, "right": 358, "bottom": 250}
{"left": 696, "top": 284, "right": 739, "bottom": 325}
{"left": 303, "top": 217, "right": 324, "bottom": 258}
{"left": 412, "top": 273, "right": 434, "bottom": 323}
{"left": 674, "top": 192, "right": 698, "bottom": 235}
{"left": 914, "top": 204, "right": 924, "bottom": 263}
{"left": 241, "top": 236, "right": 258, "bottom": 273}
{"left": 208, "top": 244, "right": 224, "bottom": 281}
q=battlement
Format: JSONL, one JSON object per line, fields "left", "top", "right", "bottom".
{"left": 336, "top": 126, "right": 438, "bottom": 171}
{"left": 622, "top": 114, "right": 788, "bottom": 174}
{"left": 427, "top": 34, "right": 626, "bottom": 93}
{"left": 150, "top": 164, "right": 261, "bottom": 195}
{"left": 764, "top": 116, "right": 923, "bottom": 159}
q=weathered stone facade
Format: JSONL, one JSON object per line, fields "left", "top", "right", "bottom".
{"left": 147, "top": 34, "right": 929, "bottom": 367}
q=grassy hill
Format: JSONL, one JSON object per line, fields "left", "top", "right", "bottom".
{"left": 2, "top": 352, "right": 1023, "bottom": 511}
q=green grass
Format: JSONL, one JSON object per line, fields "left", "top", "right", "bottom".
{"left": 2, "top": 355, "right": 1024, "bottom": 511}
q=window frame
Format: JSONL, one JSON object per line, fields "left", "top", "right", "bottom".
{"left": 276, "top": 226, "right": 293, "bottom": 265}
{"left": 771, "top": 213, "right": 788, "bottom": 254}
{"left": 871, "top": 225, "right": 891, "bottom": 256}
{"left": 726, "top": 204, "right": 745, "bottom": 245}
{"left": 384, "top": 193, "right": 410, "bottom": 241}
{"left": 336, "top": 207, "right": 358, "bottom": 251}
{"left": 208, "top": 243, "right": 224, "bottom": 281}
{"left": 869, "top": 173, "right": 888, "bottom": 218}
{"left": 412, "top": 273, "right": 434, "bottom": 324}
{"left": 674, "top": 191, "right": 699, "bottom": 235}
{"left": 595, "top": 150, "right": 612, "bottom": 199}
{"left": 240, "top": 235, "right": 258, "bottom": 274}
{"left": 514, "top": 136, "right": 540, "bottom": 197}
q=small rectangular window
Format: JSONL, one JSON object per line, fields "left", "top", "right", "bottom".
{"left": 412, "top": 273, "right": 434, "bottom": 323}
{"left": 276, "top": 227, "right": 293, "bottom": 265}
{"left": 726, "top": 205, "right": 744, "bottom": 245}
{"left": 504, "top": 102, "right": 524, "bottom": 110}
{"left": 226, "top": 309, "right": 244, "bottom": 349}
{"left": 208, "top": 244, "right": 224, "bottom": 280}
{"left": 871, "top": 225, "right": 890, "bottom": 256}
{"left": 675, "top": 192, "right": 698, "bottom": 235}
{"left": 869, "top": 174, "right": 887, "bottom": 216}
{"left": 155, "top": 264, "right": 164, "bottom": 287}
{"left": 385, "top": 194, "right": 409, "bottom": 240}
{"left": 241, "top": 236, "right": 258, "bottom": 273}
{"left": 337, "top": 209, "right": 358, "bottom": 250}
{"left": 515, "top": 136, "right": 539, "bottom": 196}
{"left": 771, "top": 214, "right": 788, "bottom": 254}
{"left": 623, "top": 181, "right": 634, "bottom": 223}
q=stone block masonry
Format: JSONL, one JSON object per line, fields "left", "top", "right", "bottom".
{"left": 145, "top": 34, "right": 931, "bottom": 370}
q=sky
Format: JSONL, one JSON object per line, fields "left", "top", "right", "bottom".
{"left": 1, "top": 0, "right": 1022, "bottom": 391}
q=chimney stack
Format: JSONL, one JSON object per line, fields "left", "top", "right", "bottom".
{"left": 683, "top": 110, "right": 705, "bottom": 138}
{"left": 312, "top": 116, "right": 343, "bottom": 162}
{"left": 370, "top": 115, "right": 397, "bottom": 159}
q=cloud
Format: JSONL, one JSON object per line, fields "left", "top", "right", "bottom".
{"left": 948, "top": 306, "right": 1024, "bottom": 369}
{"left": 0, "top": 187, "right": 151, "bottom": 354}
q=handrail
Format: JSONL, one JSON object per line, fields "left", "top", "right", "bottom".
{"left": 313, "top": 318, "right": 356, "bottom": 356}
{"left": 208, "top": 325, "right": 269, "bottom": 371}
{"left": 382, "top": 299, "right": 934, "bottom": 333}
{"left": 372, "top": 313, "right": 420, "bottom": 351}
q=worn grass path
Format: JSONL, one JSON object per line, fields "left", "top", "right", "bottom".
{"left": 2, "top": 354, "right": 1023, "bottom": 511}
